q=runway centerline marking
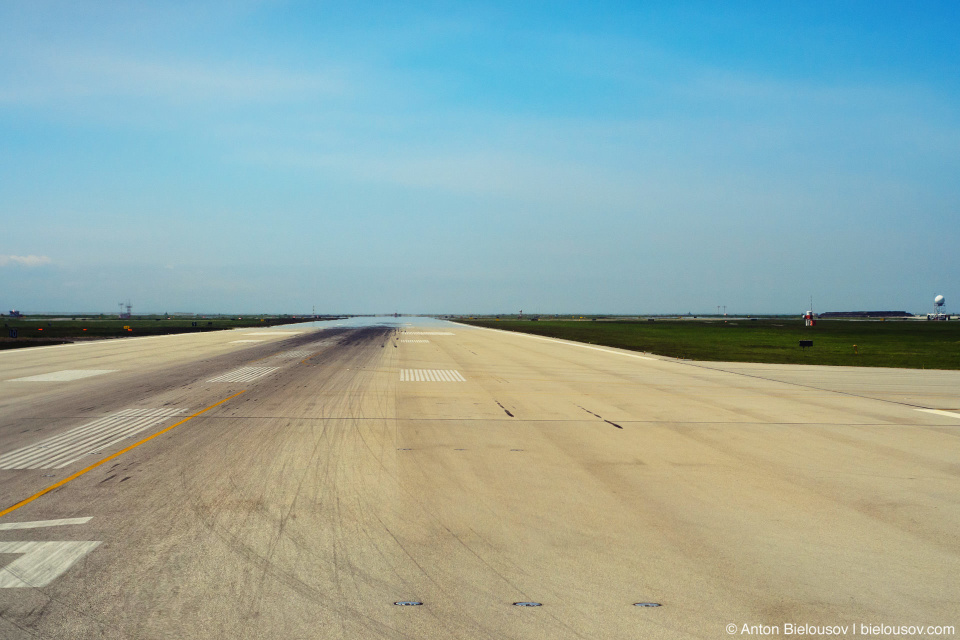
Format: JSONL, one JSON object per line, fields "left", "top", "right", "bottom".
{"left": 7, "top": 370, "right": 117, "bottom": 382}
{"left": 0, "top": 392, "right": 245, "bottom": 519}
{"left": 0, "top": 517, "right": 92, "bottom": 530}
{"left": 400, "top": 369, "right": 466, "bottom": 382}
{"left": 917, "top": 408, "right": 960, "bottom": 420}
{"left": 208, "top": 367, "right": 279, "bottom": 383}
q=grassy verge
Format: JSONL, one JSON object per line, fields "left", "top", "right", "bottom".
{"left": 0, "top": 315, "right": 339, "bottom": 350}
{"left": 458, "top": 318, "right": 960, "bottom": 370}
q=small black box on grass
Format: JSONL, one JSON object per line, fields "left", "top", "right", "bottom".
{"left": 799, "top": 340, "right": 813, "bottom": 349}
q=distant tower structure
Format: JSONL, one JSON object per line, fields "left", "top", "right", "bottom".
{"left": 119, "top": 300, "right": 132, "bottom": 319}
{"left": 803, "top": 297, "right": 816, "bottom": 327}
{"left": 928, "top": 295, "right": 947, "bottom": 321}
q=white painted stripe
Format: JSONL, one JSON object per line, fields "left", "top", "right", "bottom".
{"left": 230, "top": 339, "right": 264, "bottom": 343}
{"left": 399, "top": 340, "right": 429, "bottom": 343}
{"left": 42, "top": 419, "right": 163, "bottom": 469}
{"left": 917, "top": 409, "right": 960, "bottom": 420}
{"left": 275, "top": 350, "right": 313, "bottom": 358}
{"left": 403, "top": 332, "right": 454, "bottom": 335}
{"left": 399, "top": 369, "right": 465, "bottom": 382}
{"left": 463, "top": 324, "right": 657, "bottom": 361}
{"left": 243, "top": 332, "right": 301, "bottom": 336}
{"left": 1, "top": 417, "right": 167, "bottom": 469}
{"left": 207, "top": 367, "right": 279, "bottom": 383}
{"left": 0, "top": 518, "right": 92, "bottom": 531}
{"left": 2, "top": 412, "right": 175, "bottom": 468}
{"left": 0, "top": 541, "right": 101, "bottom": 588}
{"left": 8, "top": 370, "right": 117, "bottom": 382}
{"left": 51, "top": 423, "right": 164, "bottom": 468}
{"left": 0, "top": 408, "right": 186, "bottom": 470}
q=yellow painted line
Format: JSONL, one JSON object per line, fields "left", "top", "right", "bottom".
{"left": 0, "top": 391, "right": 246, "bottom": 519}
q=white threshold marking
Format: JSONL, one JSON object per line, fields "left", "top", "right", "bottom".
{"left": 403, "top": 332, "right": 453, "bottom": 335}
{"left": 208, "top": 366, "right": 279, "bottom": 383}
{"left": 400, "top": 369, "right": 466, "bottom": 382}
{"left": 399, "top": 340, "right": 429, "bottom": 343}
{"left": 243, "top": 332, "right": 301, "bottom": 336}
{"left": 0, "top": 408, "right": 187, "bottom": 470}
{"left": 0, "top": 541, "right": 101, "bottom": 588}
{"left": 0, "top": 518, "right": 93, "bottom": 531}
{"left": 275, "top": 350, "right": 314, "bottom": 359}
{"left": 917, "top": 409, "right": 960, "bottom": 420}
{"left": 465, "top": 324, "right": 657, "bottom": 361}
{"left": 8, "top": 370, "right": 117, "bottom": 383}
{"left": 230, "top": 339, "right": 264, "bottom": 343}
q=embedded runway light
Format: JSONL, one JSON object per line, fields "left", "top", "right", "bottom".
{"left": 393, "top": 601, "right": 423, "bottom": 606}
{"left": 513, "top": 602, "right": 542, "bottom": 607}
{"left": 633, "top": 602, "right": 662, "bottom": 607}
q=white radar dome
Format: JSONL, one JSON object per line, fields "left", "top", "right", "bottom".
{"left": 935, "top": 295, "right": 945, "bottom": 306}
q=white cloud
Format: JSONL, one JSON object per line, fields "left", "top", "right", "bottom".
{"left": 0, "top": 255, "right": 52, "bottom": 267}
{"left": 0, "top": 47, "right": 349, "bottom": 107}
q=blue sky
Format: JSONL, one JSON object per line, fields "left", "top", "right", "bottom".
{"left": 1, "top": 1, "right": 958, "bottom": 314}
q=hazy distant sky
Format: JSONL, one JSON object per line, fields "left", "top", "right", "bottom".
{"left": 1, "top": 1, "right": 958, "bottom": 314}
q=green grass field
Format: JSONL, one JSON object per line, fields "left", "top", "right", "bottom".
{"left": 459, "top": 318, "right": 960, "bottom": 370}
{"left": 0, "top": 315, "right": 333, "bottom": 350}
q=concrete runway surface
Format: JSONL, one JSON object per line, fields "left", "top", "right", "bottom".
{"left": 0, "top": 318, "right": 957, "bottom": 639}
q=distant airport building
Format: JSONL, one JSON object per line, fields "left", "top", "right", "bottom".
{"left": 818, "top": 311, "right": 912, "bottom": 318}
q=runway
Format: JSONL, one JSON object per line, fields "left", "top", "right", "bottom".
{"left": 0, "top": 318, "right": 957, "bottom": 639}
